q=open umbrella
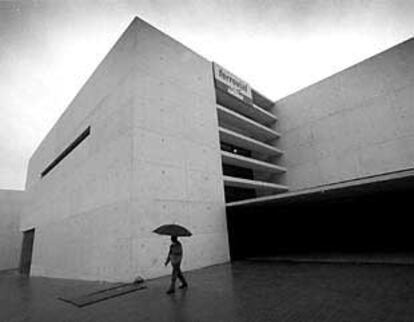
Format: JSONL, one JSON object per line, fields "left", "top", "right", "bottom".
{"left": 153, "top": 224, "right": 192, "bottom": 237}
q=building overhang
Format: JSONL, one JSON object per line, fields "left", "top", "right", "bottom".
{"left": 226, "top": 167, "right": 414, "bottom": 208}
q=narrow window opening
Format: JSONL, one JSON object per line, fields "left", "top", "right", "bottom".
{"left": 40, "top": 126, "right": 91, "bottom": 177}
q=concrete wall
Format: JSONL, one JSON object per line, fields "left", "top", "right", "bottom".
{"left": 130, "top": 20, "right": 229, "bottom": 279}
{"left": 0, "top": 190, "right": 24, "bottom": 271}
{"left": 275, "top": 38, "right": 414, "bottom": 191}
{"left": 22, "top": 17, "right": 139, "bottom": 281}
{"left": 22, "top": 17, "right": 229, "bottom": 282}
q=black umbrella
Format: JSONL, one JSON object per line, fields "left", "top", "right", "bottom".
{"left": 153, "top": 224, "right": 192, "bottom": 237}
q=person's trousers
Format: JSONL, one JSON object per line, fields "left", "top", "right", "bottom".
{"left": 170, "top": 263, "right": 187, "bottom": 288}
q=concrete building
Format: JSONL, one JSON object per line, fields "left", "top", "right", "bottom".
{"left": 19, "top": 17, "right": 286, "bottom": 282}
{"left": 276, "top": 38, "right": 414, "bottom": 191}
{"left": 2, "top": 16, "right": 412, "bottom": 280}
{"left": 0, "top": 190, "right": 25, "bottom": 271}
{"left": 227, "top": 38, "right": 414, "bottom": 259}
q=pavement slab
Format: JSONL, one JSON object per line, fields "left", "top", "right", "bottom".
{"left": 1, "top": 261, "right": 414, "bottom": 322}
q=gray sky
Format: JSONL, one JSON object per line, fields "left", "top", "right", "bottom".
{"left": 1, "top": 0, "right": 413, "bottom": 190}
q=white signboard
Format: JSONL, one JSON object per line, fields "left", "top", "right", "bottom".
{"left": 213, "top": 63, "right": 252, "bottom": 104}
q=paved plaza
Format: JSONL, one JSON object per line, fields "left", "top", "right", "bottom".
{"left": 1, "top": 261, "right": 414, "bottom": 322}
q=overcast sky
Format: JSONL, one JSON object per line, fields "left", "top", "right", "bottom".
{"left": 1, "top": 0, "right": 413, "bottom": 190}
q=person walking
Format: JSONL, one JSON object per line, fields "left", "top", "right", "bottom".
{"left": 165, "top": 236, "right": 188, "bottom": 294}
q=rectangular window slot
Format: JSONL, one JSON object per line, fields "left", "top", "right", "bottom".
{"left": 41, "top": 126, "right": 91, "bottom": 178}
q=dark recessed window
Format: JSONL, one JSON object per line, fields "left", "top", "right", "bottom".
{"left": 40, "top": 126, "right": 91, "bottom": 178}
{"left": 220, "top": 142, "right": 251, "bottom": 157}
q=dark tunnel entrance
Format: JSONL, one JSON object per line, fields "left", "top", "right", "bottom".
{"left": 226, "top": 173, "right": 414, "bottom": 260}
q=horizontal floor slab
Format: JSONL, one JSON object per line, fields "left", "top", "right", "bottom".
{"left": 252, "top": 89, "right": 274, "bottom": 110}
{"left": 217, "top": 105, "right": 280, "bottom": 142}
{"left": 223, "top": 175, "right": 288, "bottom": 191}
{"left": 219, "top": 127, "right": 283, "bottom": 156}
{"left": 227, "top": 166, "right": 414, "bottom": 208}
{"left": 216, "top": 89, "right": 277, "bottom": 125}
{"left": 221, "top": 151, "right": 286, "bottom": 173}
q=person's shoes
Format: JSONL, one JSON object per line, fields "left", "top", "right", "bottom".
{"left": 166, "top": 288, "right": 175, "bottom": 294}
{"left": 179, "top": 283, "right": 188, "bottom": 289}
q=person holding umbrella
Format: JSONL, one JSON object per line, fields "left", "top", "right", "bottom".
{"left": 164, "top": 236, "right": 188, "bottom": 294}
{"left": 153, "top": 224, "right": 191, "bottom": 294}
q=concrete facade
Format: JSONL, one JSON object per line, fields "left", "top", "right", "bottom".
{"left": 275, "top": 38, "right": 414, "bottom": 191}
{"left": 14, "top": 17, "right": 414, "bottom": 280}
{"left": 0, "top": 190, "right": 24, "bottom": 271}
{"left": 22, "top": 17, "right": 229, "bottom": 282}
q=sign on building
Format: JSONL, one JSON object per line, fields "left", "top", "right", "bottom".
{"left": 213, "top": 63, "right": 253, "bottom": 105}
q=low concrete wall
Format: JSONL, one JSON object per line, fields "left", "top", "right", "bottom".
{"left": 275, "top": 38, "right": 414, "bottom": 191}
{"left": 0, "top": 190, "right": 24, "bottom": 271}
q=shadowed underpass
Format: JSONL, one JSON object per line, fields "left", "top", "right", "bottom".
{"left": 226, "top": 174, "right": 414, "bottom": 261}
